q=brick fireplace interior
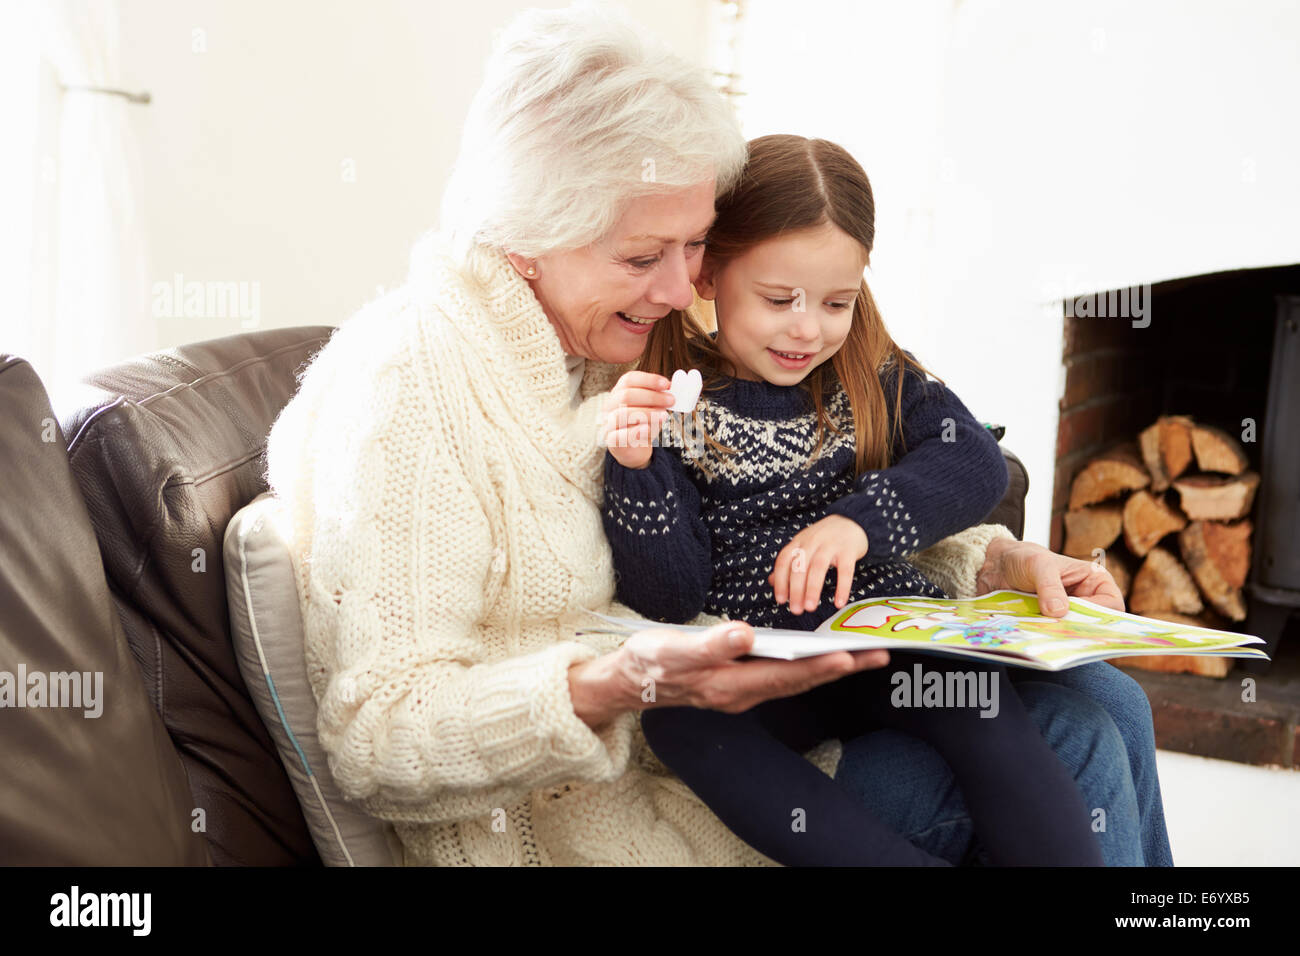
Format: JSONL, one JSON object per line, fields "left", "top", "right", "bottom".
{"left": 1052, "top": 264, "right": 1300, "bottom": 768}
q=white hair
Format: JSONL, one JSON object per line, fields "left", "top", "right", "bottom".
{"left": 438, "top": 2, "right": 747, "bottom": 278}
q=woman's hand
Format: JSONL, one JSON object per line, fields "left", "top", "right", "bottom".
{"left": 602, "top": 371, "right": 675, "bottom": 469}
{"left": 768, "top": 515, "right": 869, "bottom": 615}
{"left": 568, "top": 621, "right": 890, "bottom": 728}
{"left": 976, "top": 536, "right": 1125, "bottom": 617}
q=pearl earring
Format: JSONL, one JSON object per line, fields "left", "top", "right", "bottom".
{"left": 526, "top": 266, "right": 536, "bottom": 276}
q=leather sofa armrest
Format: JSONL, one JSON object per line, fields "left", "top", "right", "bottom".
{"left": 982, "top": 446, "right": 1029, "bottom": 541}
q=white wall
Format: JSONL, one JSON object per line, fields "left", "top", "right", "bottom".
{"left": 62, "top": 0, "right": 1300, "bottom": 545}
{"left": 114, "top": 0, "right": 710, "bottom": 346}
{"left": 733, "top": 0, "right": 1300, "bottom": 544}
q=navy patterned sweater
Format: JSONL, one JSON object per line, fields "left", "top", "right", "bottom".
{"left": 601, "top": 355, "right": 1010, "bottom": 630}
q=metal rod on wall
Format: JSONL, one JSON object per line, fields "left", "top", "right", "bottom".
{"left": 62, "top": 84, "right": 151, "bottom": 105}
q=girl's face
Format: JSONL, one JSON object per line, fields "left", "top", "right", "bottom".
{"left": 696, "top": 222, "right": 867, "bottom": 385}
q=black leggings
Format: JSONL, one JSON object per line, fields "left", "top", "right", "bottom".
{"left": 641, "top": 652, "right": 1104, "bottom": 866}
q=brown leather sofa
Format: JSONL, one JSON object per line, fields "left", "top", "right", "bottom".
{"left": 0, "top": 328, "right": 1029, "bottom": 865}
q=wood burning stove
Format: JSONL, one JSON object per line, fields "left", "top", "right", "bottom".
{"left": 1243, "top": 295, "right": 1300, "bottom": 671}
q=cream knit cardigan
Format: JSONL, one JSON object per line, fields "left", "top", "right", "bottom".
{"left": 265, "top": 233, "right": 1016, "bottom": 866}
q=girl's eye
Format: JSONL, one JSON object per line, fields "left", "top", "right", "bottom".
{"left": 687, "top": 239, "right": 708, "bottom": 252}
{"left": 764, "top": 297, "right": 853, "bottom": 309}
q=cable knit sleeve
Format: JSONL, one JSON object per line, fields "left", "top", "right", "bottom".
{"left": 826, "top": 354, "right": 1009, "bottom": 564}
{"left": 266, "top": 312, "right": 636, "bottom": 824}
{"left": 906, "top": 522, "right": 1017, "bottom": 598}
{"left": 602, "top": 447, "right": 712, "bottom": 624}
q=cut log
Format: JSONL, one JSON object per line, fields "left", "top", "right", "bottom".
{"left": 1198, "top": 520, "right": 1252, "bottom": 589}
{"left": 1103, "top": 548, "right": 1132, "bottom": 599}
{"left": 1172, "top": 472, "right": 1260, "bottom": 521}
{"left": 1190, "top": 423, "right": 1248, "bottom": 475}
{"left": 1130, "top": 546, "right": 1203, "bottom": 616}
{"left": 1122, "top": 489, "right": 1188, "bottom": 557}
{"left": 1179, "top": 520, "right": 1252, "bottom": 621}
{"left": 1063, "top": 503, "right": 1124, "bottom": 559}
{"left": 1138, "top": 415, "right": 1194, "bottom": 492}
{"left": 1068, "top": 443, "right": 1150, "bottom": 510}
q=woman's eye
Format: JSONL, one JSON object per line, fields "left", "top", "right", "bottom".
{"left": 764, "top": 297, "right": 793, "bottom": 307}
{"left": 626, "top": 239, "right": 707, "bottom": 271}
{"left": 828, "top": 302, "right": 851, "bottom": 310}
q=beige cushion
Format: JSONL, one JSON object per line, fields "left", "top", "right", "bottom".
{"left": 223, "top": 493, "right": 404, "bottom": 866}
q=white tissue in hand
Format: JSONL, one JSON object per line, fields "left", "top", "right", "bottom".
{"left": 669, "top": 368, "right": 702, "bottom": 412}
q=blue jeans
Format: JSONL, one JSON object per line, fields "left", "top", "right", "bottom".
{"left": 1029, "top": 662, "right": 1173, "bottom": 866}
{"left": 835, "top": 662, "right": 1172, "bottom": 866}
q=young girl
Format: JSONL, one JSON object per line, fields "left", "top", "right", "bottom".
{"left": 600, "top": 134, "right": 1103, "bottom": 866}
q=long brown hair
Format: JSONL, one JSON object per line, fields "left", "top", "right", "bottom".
{"left": 640, "top": 134, "right": 943, "bottom": 475}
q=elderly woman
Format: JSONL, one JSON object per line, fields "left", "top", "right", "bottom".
{"left": 266, "top": 5, "right": 1169, "bottom": 866}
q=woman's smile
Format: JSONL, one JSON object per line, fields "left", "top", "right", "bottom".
{"left": 616, "top": 311, "right": 665, "bottom": 334}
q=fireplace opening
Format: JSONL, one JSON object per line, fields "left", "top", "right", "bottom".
{"left": 1050, "top": 264, "right": 1300, "bottom": 765}
{"left": 1051, "top": 265, "right": 1300, "bottom": 764}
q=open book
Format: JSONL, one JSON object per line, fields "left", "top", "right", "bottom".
{"left": 579, "top": 589, "right": 1269, "bottom": 671}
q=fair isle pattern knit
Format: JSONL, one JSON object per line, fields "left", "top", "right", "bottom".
{"left": 603, "top": 366, "right": 1011, "bottom": 629}
{"left": 265, "top": 232, "right": 1015, "bottom": 867}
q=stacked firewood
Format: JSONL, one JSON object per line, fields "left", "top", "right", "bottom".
{"left": 1063, "top": 416, "right": 1257, "bottom": 677}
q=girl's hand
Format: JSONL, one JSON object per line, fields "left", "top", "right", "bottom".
{"left": 768, "top": 515, "right": 869, "bottom": 615}
{"left": 602, "top": 371, "right": 675, "bottom": 470}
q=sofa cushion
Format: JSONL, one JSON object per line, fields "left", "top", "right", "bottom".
{"left": 224, "top": 494, "right": 403, "bottom": 866}
{"left": 0, "top": 355, "right": 209, "bottom": 864}
{"left": 55, "top": 327, "right": 334, "bottom": 866}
